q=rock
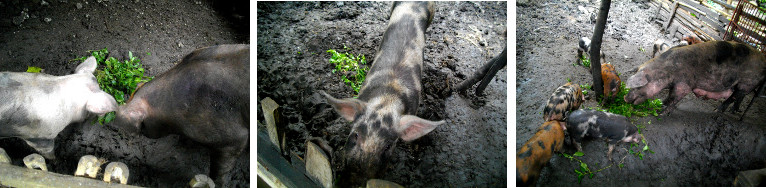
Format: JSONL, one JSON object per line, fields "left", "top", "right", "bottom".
{"left": 76, "top": 2, "right": 83, "bottom": 9}
{"left": 305, "top": 140, "right": 333, "bottom": 188}
{"left": 366, "top": 179, "right": 404, "bottom": 188}
{"left": 74, "top": 155, "right": 107, "bottom": 178}
{"left": 178, "top": 41, "right": 184, "bottom": 48}
{"left": 733, "top": 168, "right": 766, "bottom": 186}
{"left": 189, "top": 174, "right": 215, "bottom": 188}
{"left": 44, "top": 17, "right": 52, "bottom": 23}
{"left": 0, "top": 148, "right": 10, "bottom": 164}
{"left": 103, "top": 162, "right": 130, "bottom": 184}
{"left": 12, "top": 16, "right": 25, "bottom": 26}
{"left": 23, "top": 153, "right": 47, "bottom": 171}
{"left": 41, "top": 0, "right": 49, "bottom": 6}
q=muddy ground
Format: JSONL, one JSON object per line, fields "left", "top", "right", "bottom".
{"left": 517, "top": 0, "right": 766, "bottom": 186}
{"left": 0, "top": 0, "right": 248, "bottom": 187}
{"left": 257, "top": 1, "right": 507, "bottom": 187}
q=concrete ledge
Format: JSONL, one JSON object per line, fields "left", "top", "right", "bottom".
{"left": 0, "top": 163, "right": 141, "bottom": 188}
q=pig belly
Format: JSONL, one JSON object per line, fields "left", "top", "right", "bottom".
{"left": 692, "top": 88, "right": 732, "bottom": 100}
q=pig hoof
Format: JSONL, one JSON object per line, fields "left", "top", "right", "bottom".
{"left": 103, "top": 162, "right": 129, "bottom": 184}
{"left": 23, "top": 153, "right": 47, "bottom": 171}
{"left": 75, "top": 155, "right": 106, "bottom": 178}
{"left": 189, "top": 174, "right": 215, "bottom": 188}
{"left": 0, "top": 148, "right": 10, "bottom": 164}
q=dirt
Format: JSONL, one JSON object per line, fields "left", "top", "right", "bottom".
{"left": 517, "top": 0, "right": 766, "bottom": 186}
{"left": 257, "top": 1, "right": 507, "bottom": 187}
{"left": 0, "top": 0, "right": 248, "bottom": 187}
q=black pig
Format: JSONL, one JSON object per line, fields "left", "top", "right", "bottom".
{"left": 566, "top": 109, "right": 641, "bottom": 161}
{"left": 111, "top": 44, "right": 249, "bottom": 186}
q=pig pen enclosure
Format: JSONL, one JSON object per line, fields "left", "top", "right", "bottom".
{"left": 518, "top": 0, "right": 766, "bottom": 186}
{"left": 257, "top": 1, "right": 507, "bottom": 187}
{"left": 0, "top": 0, "right": 249, "bottom": 187}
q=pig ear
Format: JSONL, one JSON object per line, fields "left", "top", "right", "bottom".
{"left": 626, "top": 71, "right": 648, "bottom": 89}
{"left": 396, "top": 115, "right": 445, "bottom": 142}
{"left": 75, "top": 56, "right": 98, "bottom": 75}
{"left": 320, "top": 91, "right": 365, "bottom": 122}
{"left": 86, "top": 91, "right": 118, "bottom": 115}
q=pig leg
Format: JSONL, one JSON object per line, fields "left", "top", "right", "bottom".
{"left": 209, "top": 136, "right": 248, "bottom": 187}
{"left": 24, "top": 138, "right": 55, "bottom": 160}
{"left": 660, "top": 83, "right": 691, "bottom": 116}
{"left": 607, "top": 143, "right": 615, "bottom": 162}
{"left": 725, "top": 89, "right": 748, "bottom": 113}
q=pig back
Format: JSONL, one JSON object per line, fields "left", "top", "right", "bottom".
{"left": 357, "top": 2, "right": 433, "bottom": 115}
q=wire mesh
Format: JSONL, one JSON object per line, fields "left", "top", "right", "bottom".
{"left": 723, "top": 0, "right": 766, "bottom": 53}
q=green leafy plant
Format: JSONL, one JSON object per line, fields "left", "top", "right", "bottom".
{"left": 327, "top": 45, "right": 369, "bottom": 95}
{"left": 75, "top": 48, "right": 153, "bottom": 124}
{"left": 628, "top": 133, "right": 654, "bottom": 160}
{"left": 580, "top": 84, "right": 591, "bottom": 97}
{"left": 579, "top": 55, "right": 591, "bottom": 68}
{"left": 560, "top": 152, "right": 612, "bottom": 183}
{"left": 594, "top": 82, "right": 663, "bottom": 118}
{"left": 26, "top": 66, "right": 42, "bottom": 73}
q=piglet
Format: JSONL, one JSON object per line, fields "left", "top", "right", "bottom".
{"left": 542, "top": 82, "right": 585, "bottom": 130}
{"left": 516, "top": 121, "right": 565, "bottom": 186}
{"left": 566, "top": 109, "right": 641, "bottom": 161}
{"left": 601, "top": 63, "right": 622, "bottom": 102}
{"left": 0, "top": 57, "right": 117, "bottom": 159}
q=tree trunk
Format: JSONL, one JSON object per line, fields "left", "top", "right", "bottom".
{"left": 590, "top": 0, "right": 611, "bottom": 100}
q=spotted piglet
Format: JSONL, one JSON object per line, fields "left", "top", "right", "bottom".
{"left": 601, "top": 63, "right": 621, "bottom": 102}
{"left": 566, "top": 109, "right": 641, "bottom": 161}
{"left": 542, "top": 82, "right": 585, "bottom": 130}
{"left": 516, "top": 121, "right": 566, "bottom": 186}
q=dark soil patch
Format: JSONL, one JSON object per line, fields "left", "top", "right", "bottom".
{"left": 257, "top": 1, "right": 507, "bottom": 187}
{"left": 517, "top": 0, "right": 766, "bottom": 186}
{"left": 0, "top": 0, "right": 249, "bottom": 187}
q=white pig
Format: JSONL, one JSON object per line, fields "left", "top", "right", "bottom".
{"left": 0, "top": 56, "right": 117, "bottom": 159}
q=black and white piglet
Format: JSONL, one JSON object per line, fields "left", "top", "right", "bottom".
{"left": 566, "top": 109, "right": 642, "bottom": 161}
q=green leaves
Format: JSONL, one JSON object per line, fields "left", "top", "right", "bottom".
{"left": 573, "top": 151, "right": 584, "bottom": 157}
{"left": 327, "top": 45, "right": 369, "bottom": 95}
{"left": 559, "top": 152, "right": 610, "bottom": 184}
{"left": 77, "top": 48, "right": 153, "bottom": 124}
{"left": 579, "top": 55, "right": 591, "bottom": 68}
{"left": 597, "top": 82, "right": 663, "bottom": 118}
{"left": 26, "top": 66, "right": 42, "bottom": 73}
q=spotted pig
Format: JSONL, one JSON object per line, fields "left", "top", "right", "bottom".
{"left": 626, "top": 41, "right": 766, "bottom": 115}
{"left": 321, "top": 2, "right": 442, "bottom": 187}
{"left": 601, "top": 63, "right": 621, "bottom": 102}
{"left": 516, "top": 121, "right": 565, "bottom": 186}
{"left": 542, "top": 82, "right": 585, "bottom": 130}
{"left": 566, "top": 109, "right": 641, "bottom": 161}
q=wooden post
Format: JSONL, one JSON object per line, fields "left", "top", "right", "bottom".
{"left": 590, "top": 0, "right": 611, "bottom": 100}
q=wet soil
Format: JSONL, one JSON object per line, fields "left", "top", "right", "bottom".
{"left": 0, "top": 0, "right": 249, "bottom": 187}
{"left": 517, "top": 0, "right": 766, "bottom": 186}
{"left": 257, "top": 1, "right": 507, "bottom": 187}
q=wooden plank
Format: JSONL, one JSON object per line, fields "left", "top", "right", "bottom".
{"left": 257, "top": 130, "right": 321, "bottom": 188}
{"left": 0, "top": 163, "right": 141, "bottom": 188}
{"left": 666, "top": 2, "right": 681, "bottom": 29}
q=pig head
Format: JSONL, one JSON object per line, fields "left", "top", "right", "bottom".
{"left": 0, "top": 57, "right": 117, "bottom": 159}
{"left": 322, "top": 1, "right": 443, "bottom": 187}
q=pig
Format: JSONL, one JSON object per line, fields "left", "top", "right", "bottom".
{"left": 625, "top": 41, "right": 766, "bottom": 115}
{"left": 542, "top": 82, "right": 585, "bottom": 130}
{"left": 0, "top": 56, "right": 118, "bottom": 159}
{"left": 516, "top": 121, "right": 565, "bottom": 186}
{"left": 321, "top": 2, "right": 443, "bottom": 187}
{"left": 111, "top": 44, "right": 249, "bottom": 186}
{"left": 577, "top": 37, "right": 606, "bottom": 64}
{"left": 601, "top": 63, "right": 622, "bottom": 102}
{"left": 682, "top": 35, "right": 703, "bottom": 45}
{"left": 652, "top": 39, "right": 671, "bottom": 58}
{"left": 566, "top": 109, "right": 641, "bottom": 161}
